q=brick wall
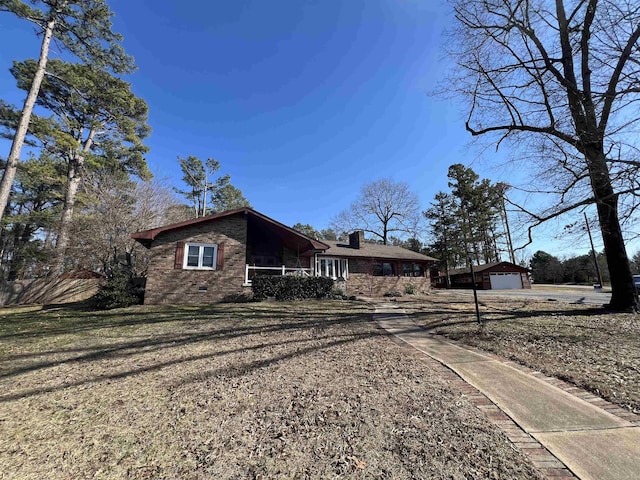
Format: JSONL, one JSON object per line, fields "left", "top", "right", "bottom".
{"left": 345, "top": 273, "right": 431, "bottom": 296}
{"left": 342, "top": 257, "right": 432, "bottom": 296}
{"left": 144, "top": 215, "right": 249, "bottom": 304}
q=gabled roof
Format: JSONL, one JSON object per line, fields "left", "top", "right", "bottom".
{"left": 445, "top": 261, "right": 530, "bottom": 276}
{"left": 131, "top": 207, "right": 330, "bottom": 251}
{"left": 320, "top": 240, "right": 437, "bottom": 262}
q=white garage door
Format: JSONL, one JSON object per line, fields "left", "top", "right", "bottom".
{"left": 489, "top": 272, "right": 522, "bottom": 289}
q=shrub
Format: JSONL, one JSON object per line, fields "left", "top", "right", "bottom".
{"left": 93, "top": 261, "right": 143, "bottom": 310}
{"left": 252, "top": 276, "right": 334, "bottom": 301}
{"left": 383, "top": 290, "right": 403, "bottom": 297}
{"left": 330, "top": 287, "right": 348, "bottom": 300}
{"left": 404, "top": 283, "right": 417, "bottom": 295}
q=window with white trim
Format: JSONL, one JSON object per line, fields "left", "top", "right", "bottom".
{"left": 317, "top": 257, "right": 348, "bottom": 279}
{"left": 183, "top": 243, "right": 218, "bottom": 270}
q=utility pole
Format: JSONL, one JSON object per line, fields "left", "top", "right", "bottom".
{"left": 503, "top": 197, "right": 515, "bottom": 264}
{"left": 500, "top": 188, "right": 516, "bottom": 264}
{"left": 584, "top": 212, "right": 604, "bottom": 288}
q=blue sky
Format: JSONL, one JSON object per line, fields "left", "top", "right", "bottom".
{"left": 0, "top": 0, "right": 617, "bottom": 258}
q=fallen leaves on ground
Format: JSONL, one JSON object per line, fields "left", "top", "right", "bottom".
{"left": 0, "top": 300, "right": 542, "bottom": 479}
{"left": 403, "top": 292, "right": 640, "bottom": 413}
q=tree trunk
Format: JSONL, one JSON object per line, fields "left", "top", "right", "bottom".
{"left": 586, "top": 148, "right": 638, "bottom": 311}
{"left": 0, "top": 16, "right": 57, "bottom": 223}
{"left": 53, "top": 158, "right": 81, "bottom": 274}
{"left": 53, "top": 129, "right": 96, "bottom": 274}
{"left": 460, "top": 208, "right": 478, "bottom": 265}
{"left": 7, "top": 223, "right": 35, "bottom": 281}
{"left": 443, "top": 230, "right": 451, "bottom": 288}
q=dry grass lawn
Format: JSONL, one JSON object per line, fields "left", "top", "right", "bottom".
{"left": 401, "top": 291, "right": 640, "bottom": 413}
{"left": 0, "top": 300, "right": 542, "bottom": 480}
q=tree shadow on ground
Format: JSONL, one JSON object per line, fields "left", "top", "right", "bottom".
{"left": 0, "top": 302, "right": 356, "bottom": 340}
{"left": 0, "top": 302, "right": 382, "bottom": 402}
{"left": 405, "top": 300, "right": 610, "bottom": 332}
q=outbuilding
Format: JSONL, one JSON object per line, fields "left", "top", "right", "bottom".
{"left": 433, "top": 261, "right": 531, "bottom": 290}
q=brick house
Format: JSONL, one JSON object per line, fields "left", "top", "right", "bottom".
{"left": 433, "top": 261, "right": 531, "bottom": 290}
{"left": 132, "top": 208, "right": 437, "bottom": 304}
{"left": 318, "top": 232, "right": 436, "bottom": 296}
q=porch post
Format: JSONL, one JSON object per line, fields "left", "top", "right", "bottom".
{"left": 245, "top": 264, "right": 249, "bottom": 284}
{"left": 282, "top": 265, "right": 286, "bottom": 275}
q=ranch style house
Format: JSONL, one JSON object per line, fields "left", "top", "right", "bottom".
{"left": 132, "top": 207, "right": 437, "bottom": 304}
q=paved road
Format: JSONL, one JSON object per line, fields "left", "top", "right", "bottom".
{"left": 444, "top": 286, "right": 611, "bottom": 306}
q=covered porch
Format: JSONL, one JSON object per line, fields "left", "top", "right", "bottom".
{"left": 243, "top": 214, "right": 327, "bottom": 285}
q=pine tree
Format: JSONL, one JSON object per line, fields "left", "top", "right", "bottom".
{"left": 447, "top": 164, "right": 503, "bottom": 265}
{"left": 6, "top": 59, "right": 150, "bottom": 273}
{"left": 174, "top": 156, "right": 250, "bottom": 217}
{"left": 0, "top": 0, "right": 135, "bottom": 224}
{"left": 0, "top": 153, "right": 65, "bottom": 279}
{"left": 424, "top": 191, "right": 460, "bottom": 286}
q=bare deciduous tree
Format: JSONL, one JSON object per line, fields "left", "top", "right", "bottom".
{"left": 68, "top": 172, "right": 180, "bottom": 275}
{"left": 332, "top": 179, "right": 421, "bottom": 244}
{"left": 446, "top": 0, "right": 640, "bottom": 311}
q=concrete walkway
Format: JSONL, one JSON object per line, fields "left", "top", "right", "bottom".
{"left": 372, "top": 300, "right": 640, "bottom": 480}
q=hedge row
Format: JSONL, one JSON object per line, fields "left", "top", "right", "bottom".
{"left": 252, "top": 275, "right": 334, "bottom": 301}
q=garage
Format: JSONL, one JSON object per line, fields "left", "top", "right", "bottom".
{"left": 434, "top": 261, "right": 531, "bottom": 290}
{"left": 489, "top": 272, "right": 522, "bottom": 290}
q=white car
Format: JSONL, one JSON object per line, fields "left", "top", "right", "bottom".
{"left": 634, "top": 274, "right": 640, "bottom": 292}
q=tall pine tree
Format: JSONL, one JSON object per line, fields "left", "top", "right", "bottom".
{"left": 7, "top": 59, "right": 150, "bottom": 273}
{"left": 0, "top": 0, "right": 135, "bottom": 224}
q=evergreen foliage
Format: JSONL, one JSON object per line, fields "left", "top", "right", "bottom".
{"left": 446, "top": 0, "right": 640, "bottom": 310}
{"left": 174, "top": 155, "right": 250, "bottom": 217}
{"left": 425, "top": 165, "right": 507, "bottom": 280}
{"left": 404, "top": 284, "right": 417, "bottom": 295}
{"left": 292, "top": 223, "right": 321, "bottom": 239}
{"left": 252, "top": 276, "right": 334, "bottom": 301}
{"left": 530, "top": 250, "right": 610, "bottom": 285}
{"left": 2, "top": 58, "right": 151, "bottom": 274}
{"left": 0, "top": 0, "right": 136, "bottom": 224}
{"left": 0, "top": 154, "right": 65, "bottom": 279}
{"left": 291, "top": 223, "right": 339, "bottom": 241}
{"left": 93, "top": 258, "right": 143, "bottom": 310}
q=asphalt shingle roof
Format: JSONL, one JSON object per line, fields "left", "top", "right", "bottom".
{"left": 444, "top": 261, "right": 530, "bottom": 276}
{"left": 320, "top": 241, "right": 437, "bottom": 262}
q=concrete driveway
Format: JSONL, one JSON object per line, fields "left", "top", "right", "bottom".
{"left": 445, "top": 285, "right": 611, "bottom": 306}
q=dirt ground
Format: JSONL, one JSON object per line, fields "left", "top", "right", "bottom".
{"left": 0, "top": 300, "right": 542, "bottom": 480}
{"left": 401, "top": 291, "right": 640, "bottom": 413}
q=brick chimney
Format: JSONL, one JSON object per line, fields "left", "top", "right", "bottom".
{"left": 349, "top": 231, "right": 364, "bottom": 249}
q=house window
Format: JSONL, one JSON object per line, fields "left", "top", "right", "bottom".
{"left": 317, "top": 258, "right": 348, "bottom": 279}
{"left": 373, "top": 262, "right": 395, "bottom": 276}
{"left": 184, "top": 243, "right": 218, "bottom": 270}
{"left": 402, "top": 263, "right": 424, "bottom": 277}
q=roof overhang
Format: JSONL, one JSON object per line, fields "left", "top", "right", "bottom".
{"left": 131, "top": 207, "right": 330, "bottom": 252}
